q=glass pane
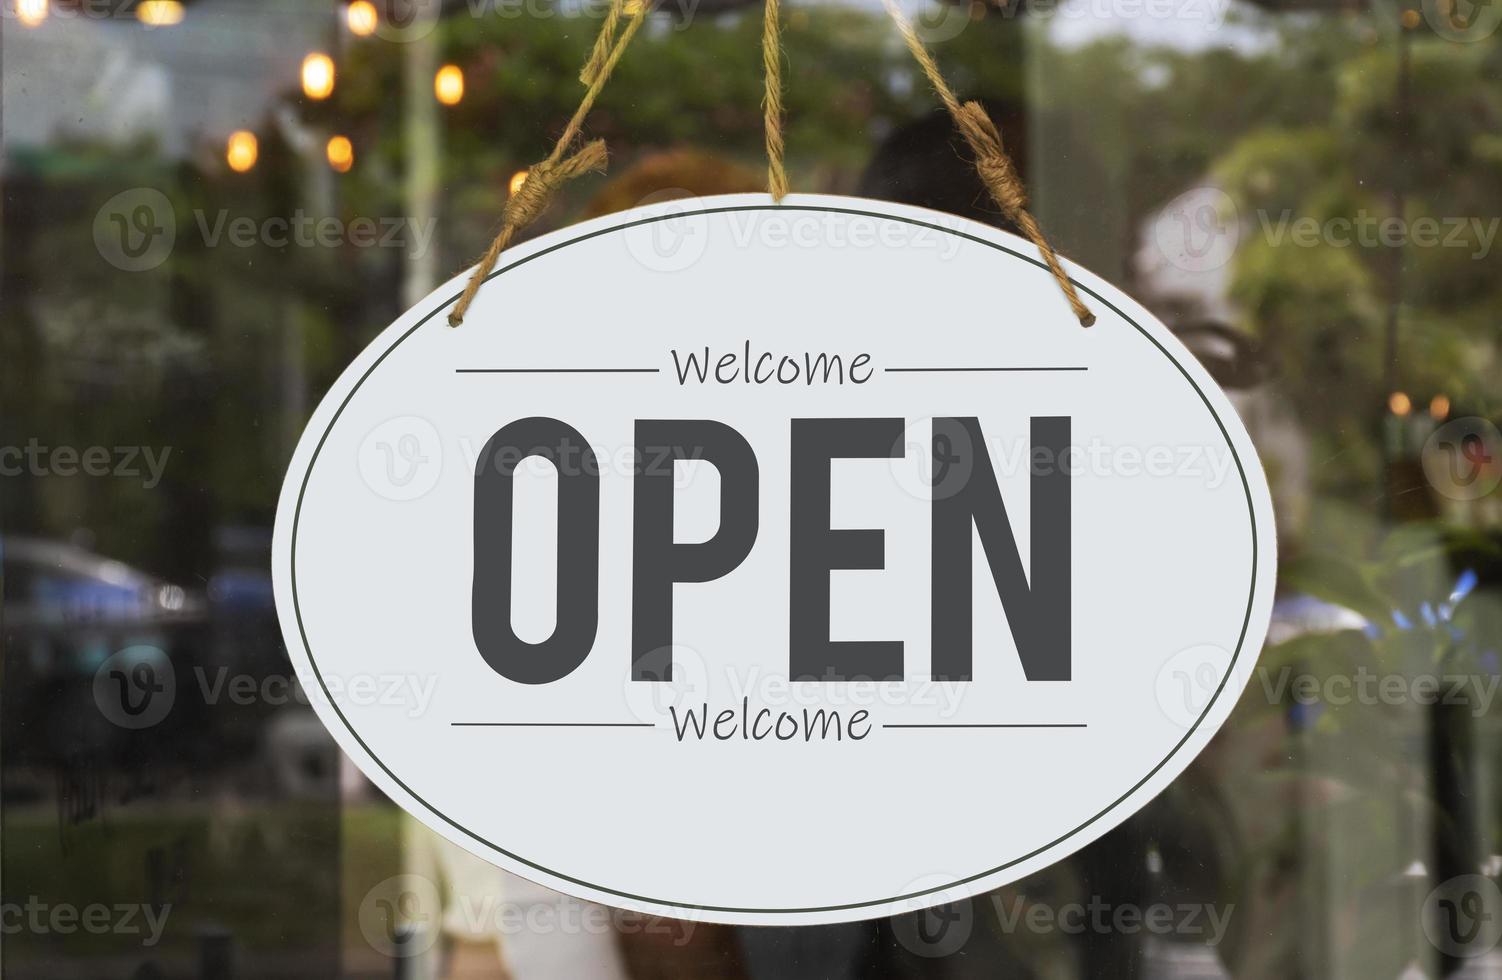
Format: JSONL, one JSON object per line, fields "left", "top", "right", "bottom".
{"left": 3, "top": 0, "right": 1499, "bottom": 976}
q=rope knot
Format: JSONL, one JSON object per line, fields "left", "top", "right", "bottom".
{"left": 882, "top": 0, "right": 1095, "bottom": 327}
{"left": 449, "top": 0, "right": 646, "bottom": 327}
{"left": 506, "top": 140, "right": 609, "bottom": 229}
{"left": 448, "top": 139, "right": 609, "bottom": 327}
{"left": 974, "top": 156, "right": 1028, "bottom": 214}
{"left": 956, "top": 102, "right": 1028, "bottom": 215}
{"left": 501, "top": 164, "right": 557, "bottom": 230}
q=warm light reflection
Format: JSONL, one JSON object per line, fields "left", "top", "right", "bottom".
{"left": 326, "top": 135, "right": 355, "bottom": 173}
{"left": 135, "top": 0, "right": 184, "bottom": 25}
{"left": 302, "top": 52, "right": 336, "bottom": 101}
{"left": 435, "top": 64, "right": 465, "bottom": 106}
{"left": 509, "top": 170, "right": 530, "bottom": 196}
{"left": 16, "top": 0, "right": 47, "bottom": 27}
{"left": 346, "top": 0, "right": 378, "bottom": 36}
{"left": 226, "top": 131, "right": 259, "bottom": 173}
{"left": 1430, "top": 394, "right": 1451, "bottom": 420}
{"left": 1389, "top": 391, "right": 1412, "bottom": 417}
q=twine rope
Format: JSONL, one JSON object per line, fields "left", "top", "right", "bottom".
{"left": 580, "top": 0, "right": 626, "bottom": 85}
{"left": 449, "top": 0, "right": 649, "bottom": 326}
{"left": 880, "top": 0, "right": 1094, "bottom": 326}
{"left": 762, "top": 0, "right": 789, "bottom": 200}
{"left": 453, "top": 0, "right": 1093, "bottom": 328}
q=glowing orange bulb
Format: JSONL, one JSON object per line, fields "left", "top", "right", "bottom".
{"left": 509, "top": 170, "right": 530, "bottom": 196}
{"left": 326, "top": 135, "right": 355, "bottom": 174}
{"left": 226, "top": 130, "right": 259, "bottom": 173}
{"left": 1430, "top": 394, "right": 1451, "bottom": 420}
{"left": 1389, "top": 391, "right": 1412, "bottom": 417}
{"left": 346, "top": 0, "right": 378, "bottom": 36}
{"left": 435, "top": 64, "right": 465, "bottom": 106}
{"left": 135, "top": 0, "right": 184, "bottom": 25}
{"left": 302, "top": 52, "right": 336, "bottom": 101}
{"left": 17, "top": 0, "right": 48, "bottom": 27}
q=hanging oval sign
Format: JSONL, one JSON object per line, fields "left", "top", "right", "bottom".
{"left": 273, "top": 194, "right": 1275, "bottom": 926}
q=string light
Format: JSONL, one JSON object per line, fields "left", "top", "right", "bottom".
{"left": 326, "top": 135, "right": 355, "bottom": 173}
{"left": 346, "top": 0, "right": 378, "bottom": 36}
{"left": 435, "top": 64, "right": 465, "bottom": 106}
{"left": 16, "top": 0, "right": 47, "bottom": 27}
{"left": 302, "top": 52, "right": 336, "bottom": 101}
{"left": 226, "top": 131, "right": 259, "bottom": 173}
{"left": 135, "top": 0, "right": 184, "bottom": 25}
{"left": 509, "top": 170, "right": 530, "bottom": 196}
{"left": 1389, "top": 391, "right": 1412, "bottom": 417}
{"left": 1430, "top": 394, "right": 1451, "bottom": 420}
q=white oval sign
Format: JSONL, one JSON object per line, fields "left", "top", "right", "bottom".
{"left": 273, "top": 194, "right": 1275, "bottom": 926}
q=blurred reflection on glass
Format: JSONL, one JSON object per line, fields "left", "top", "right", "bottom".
{"left": 3, "top": 0, "right": 1499, "bottom": 976}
